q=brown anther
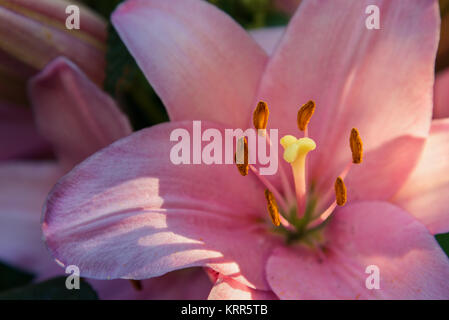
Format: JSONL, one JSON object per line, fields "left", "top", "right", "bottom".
{"left": 334, "top": 177, "right": 347, "bottom": 206}
{"left": 234, "top": 137, "right": 249, "bottom": 176}
{"left": 129, "top": 280, "right": 143, "bottom": 291}
{"left": 264, "top": 189, "right": 281, "bottom": 226}
{"left": 297, "top": 100, "right": 316, "bottom": 131}
{"left": 253, "top": 101, "right": 269, "bottom": 131}
{"left": 349, "top": 128, "right": 363, "bottom": 164}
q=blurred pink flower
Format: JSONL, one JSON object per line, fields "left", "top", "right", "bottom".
{"left": 0, "top": 0, "right": 107, "bottom": 105}
{"left": 42, "top": 0, "right": 449, "bottom": 299}
{"left": 0, "top": 57, "right": 211, "bottom": 299}
{"left": 0, "top": 0, "right": 109, "bottom": 160}
{"left": 0, "top": 102, "right": 51, "bottom": 161}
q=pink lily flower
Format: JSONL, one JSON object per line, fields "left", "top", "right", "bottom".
{"left": 0, "top": 56, "right": 211, "bottom": 299}
{"left": 42, "top": 0, "right": 449, "bottom": 299}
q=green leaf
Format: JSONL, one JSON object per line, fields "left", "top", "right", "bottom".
{"left": 0, "top": 261, "right": 34, "bottom": 292}
{"left": 436, "top": 233, "right": 449, "bottom": 258}
{"left": 0, "top": 277, "right": 98, "bottom": 300}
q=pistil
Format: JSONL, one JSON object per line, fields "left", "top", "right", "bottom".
{"left": 280, "top": 135, "right": 316, "bottom": 218}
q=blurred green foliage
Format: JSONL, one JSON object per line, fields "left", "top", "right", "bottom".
{"left": 440, "top": 0, "right": 449, "bottom": 16}
{"left": 0, "top": 261, "right": 34, "bottom": 292}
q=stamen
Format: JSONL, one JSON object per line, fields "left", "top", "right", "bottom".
{"left": 334, "top": 177, "right": 347, "bottom": 206}
{"left": 249, "top": 165, "right": 288, "bottom": 212}
{"left": 264, "top": 189, "right": 281, "bottom": 227}
{"left": 297, "top": 100, "right": 316, "bottom": 132}
{"left": 129, "top": 280, "right": 142, "bottom": 291}
{"left": 350, "top": 128, "right": 363, "bottom": 164}
{"left": 234, "top": 137, "right": 249, "bottom": 176}
{"left": 253, "top": 101, "right": 269, "bottom": 132}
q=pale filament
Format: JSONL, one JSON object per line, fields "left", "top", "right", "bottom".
{"left": 317, "top": 161, "right": 353, "bottom": 213}
{"left": 263, "top": 130, "right": 296, "bottom": 205}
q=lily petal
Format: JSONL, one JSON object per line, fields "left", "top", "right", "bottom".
{"left": 29, "top": 57, "right": 132, "bottom": 170}
{"left": 392, "top": 118, "right": 449, "bottom": 235}
{"left": 0, "top": 161, "right": 62, "bottom": 278}
{"left": 257, "top": 0, "right": 440, "bottom": 203}
{"left": 266, "top": 201, "right": 449, "bottom": 299}
{"left": 43, "top": 121, "right": 279, "bottom": 290}
{"left": 0, "top": 102, "right": 50, "bottom": 161}
{"left": 434, "top": 69, "right": 449, "bottom": 119}
{"left": 209, "top": 274, "right": 278, "bottom": 300}
{"left": 112, "top": 0, "right": 267, "bottom": 127}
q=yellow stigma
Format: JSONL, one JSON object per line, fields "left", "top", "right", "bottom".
{"left": 334, "top": 177, "right": 347, "bottom": 206}
{"left": 350, "top": 128, "right": 363, "bottom": 164}
{"left": 234, "top": 137, "right": 249, "bottom": 176}
{"left": 253, "top": 101, "right": 269, "bottom": 132}
{"left": 264, "top": 189, "right": 280, "bottom": 227}
{"left": 297, "top": 100, "right": 316, "bottom": 131}
{"left": 280, "top": 136, "right": 316, "bottom": 163}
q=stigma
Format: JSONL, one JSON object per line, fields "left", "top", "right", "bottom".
{"left": 280, "top": 136, "right": 316, "bottom": 164}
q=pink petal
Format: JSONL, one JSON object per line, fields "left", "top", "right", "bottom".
{"left": 392, "top": 119, "right": 449, "bottom": 235}
{"left": 43, "top": 121, "right": 280, "bottom": 290}
{"left": 0, "top": 162, "right": 63, "bottom": 278}
{"left": 29, "top": 57, "right": 132, "bottom": 169}
{"left": 0, "top": 102, "right": 51, "bottom": 161}
{"left": 249, "top": 27, "right": 285, "bottom": 56}
{"left": 434, "top": 69, "right": 449, "bottom": 119}
{"left": 257, "top": 0, "right": 440, "bottom": 203}
{"left": 112, "top": 0, "right": 267, "bottom": 127}
{"left": 209, "top": 274, "right": 278, "bottom": 300}
{"left": 90, "top": 268, "right": 212, "bottom": 300}
{"left": 0, "top": 4, "right": 106, "bottom": 85}
{"left": 266, "top": 201, "right": 449, "bottom": 299}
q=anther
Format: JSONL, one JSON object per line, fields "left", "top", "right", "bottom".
{"left": 350, "top": 128, "right": 363, "bottom": 164}
{"left": 253, "top": 101, "right": 269, "bottom": 131}
{"left": 334, "top": 177, "right": 347, "bottom": 206}
{"left": 264, "top": 189, "right": 281, "bottom": 226}
{"left": 234, "top": 137, "right": 249, "bottom": 176}
{"left": 297, "top": 100, "right": 316, "bottom": 131}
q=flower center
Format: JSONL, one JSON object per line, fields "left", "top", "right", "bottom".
{"left": 236, "top": 100, "right": 363, "bottom": 246}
